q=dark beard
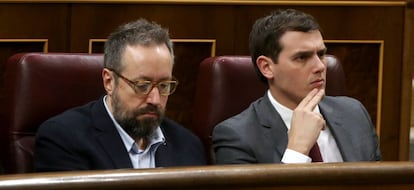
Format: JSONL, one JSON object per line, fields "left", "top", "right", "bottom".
{"left": 111, "top": 90, "right": 164, "bottom": 139}
{"left": 116, "top": 106, "right": 162, "bottom": 139}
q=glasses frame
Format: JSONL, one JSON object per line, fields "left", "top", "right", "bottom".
{"left": 106, "top": 68, "right": 179, "bottom": 97}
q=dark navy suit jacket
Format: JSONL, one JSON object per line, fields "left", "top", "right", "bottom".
{"left": 34, "top": 97, "right": 206, "bottom": 171}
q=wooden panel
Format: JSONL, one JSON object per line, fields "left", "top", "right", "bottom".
{"left": 0, "top": 4, "right": 69, "bottom": 113}
{"left": 0, "top": 40, "right": 47, "bottom": 70}
{"left": 0, "top": 4, "right": 68, "bottom": 51}
{"left": 0, "top": 40, "right": 48, "bottom": 101}
{"left": 168, "top": 40, "right": 216, "bottom": 130}
{"left": 325, "top": 41, "right": 382, "bottom": 133}
{"left": 69, "top": 4, "right": 235, "bottom": 54}
{"left": 88, "top": 39, "right": 106, "bottom": 54}
{"left": 402, "top": 0, "right": 414, "bottom": 160}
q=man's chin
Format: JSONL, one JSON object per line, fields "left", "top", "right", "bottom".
{"left": 137, "top": 113, "right": 163, "bottom": 126}
{"left": 137, "top": 114, "right": 160, "bottom": 120}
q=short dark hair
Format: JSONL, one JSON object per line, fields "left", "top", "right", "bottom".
{"left": 104, "top": 18, "right": 174, "bottom": 72}
{"left": 249, "top": 9, "right": 321, "bottom": 82}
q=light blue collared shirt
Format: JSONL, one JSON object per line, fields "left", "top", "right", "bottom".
{"left": 103, "top": 95, "right": 165, "bottom": 168}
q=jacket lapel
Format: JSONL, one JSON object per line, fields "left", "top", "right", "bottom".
{"left": 154, "top": 142, "right": 171, "bottom": 167}
{"left": 154, "top": 122, "right": 172, "bottom": 167}
{"left": 319, "top": 98, "right": 354, "bottom": 161}
{"left": 256, "top": 93, "right": 288, "bottom": 160}
{"left": 92, "top": 98, "right": 133, "bottom": 169}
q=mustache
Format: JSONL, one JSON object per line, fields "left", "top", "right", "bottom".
{"left": 134, "top": 104, "right": 162, "bottom": 116}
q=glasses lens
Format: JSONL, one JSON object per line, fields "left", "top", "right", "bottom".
{"left": 131, "top": 80, "right": 178, "bottom": 96}
{"left": 135, "top": 81, "right": 152, "bottom": 94}
{"left": 158, "top": 81, "right": 178, "bottom": 95}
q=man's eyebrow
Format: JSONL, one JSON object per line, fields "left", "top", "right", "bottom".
{"left": 291, "top": 50, "right": 313, "bottom": 58}
{"left": 135, "top": 76, "right": 173, "bottom": 82}
{"left": 318, "top": 48, "right": 328, "bottom": 54}
{"left": 292, "top": 47, "right": 327, "bottom": 57}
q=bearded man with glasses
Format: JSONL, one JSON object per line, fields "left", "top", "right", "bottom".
{"left": 34, "top": 19, "right": 206, "bottom": 172}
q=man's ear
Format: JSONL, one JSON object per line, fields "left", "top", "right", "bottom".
{"left": 102, "top": 68, "right": 114, "bottom": 95}
{"left": 256, "top": 55, "right": 274, "bottom": 80}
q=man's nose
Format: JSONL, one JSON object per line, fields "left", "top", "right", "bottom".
{"left": 314, "top": 56, "right": 326, "bottom": 72}
{"left": 146, "top": 86, "right": 161, "bottom": 104}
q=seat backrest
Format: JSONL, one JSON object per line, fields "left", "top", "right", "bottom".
{"left": 0, "top": 53, "right": 105, "bottom": 174}
{"left": 192, "top": 55, "right": 345, "bottom": 164}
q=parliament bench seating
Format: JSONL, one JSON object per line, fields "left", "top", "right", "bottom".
{"left": 0, "top": 53, "right": 345, "bottom": 173}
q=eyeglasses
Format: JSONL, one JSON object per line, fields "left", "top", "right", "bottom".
{"left": 107, "top": 68, "right": 179, "bottom": 96}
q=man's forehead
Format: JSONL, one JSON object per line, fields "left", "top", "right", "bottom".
{"left": 279, "top": 30, "right": 325, "bottom": 52}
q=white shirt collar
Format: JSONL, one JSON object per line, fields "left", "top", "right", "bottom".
{"left": 266, "top": 90, "right": 320, "bottom": 130}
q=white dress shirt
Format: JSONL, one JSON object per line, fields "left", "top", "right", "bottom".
{"left": 267, "top": 91, "right": 343, "bottom": 163}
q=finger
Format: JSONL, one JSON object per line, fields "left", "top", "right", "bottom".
{"left": 317, "top": 113, "right": 327, "bottom": 130}
{"left": 304, "top": 89, "right": 325, "bottom": 111}
{"left": 296, "top": 88, "right": 320, "bottom": 110}
{"left": 296, "top": 88, "right": 319, "bottom": 110}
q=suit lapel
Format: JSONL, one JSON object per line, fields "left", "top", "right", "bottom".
{"left": 92, "top": 98, "right": 133, "bottom": 168}
{"left": 154, "top": 122, "right": 172, "bottom": 167}
{"left": 319, "top": 98, "right": 354, "bottom": 161}
{"left": 154, "top": 142, "right": 171, "bottom": 167}
{"left": 256, "top": 93, "right": 288, "bottom": 160}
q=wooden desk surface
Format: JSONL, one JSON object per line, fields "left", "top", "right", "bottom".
{"left": 0, "top": 161, "right": 413, "bottom": 190}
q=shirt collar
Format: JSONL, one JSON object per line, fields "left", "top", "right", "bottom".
{"left": 266, "top": 90, "right": 320, "bottom": 130}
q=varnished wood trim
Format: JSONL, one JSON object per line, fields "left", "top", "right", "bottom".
{"left": 0, "top": 39, "right": 48, "bottom": 53}
{"left": 172, "top": 39, "right": 216, "bottom": 57}
{"left": 0, "top": 162, "right": 413, "bottom": 189}
{"left": 0, "top": 0, "right": 407, "bottom": 6}
{"left": 325, "top": 40, "right": 384, "bottom": 138}
{"left": 400, "top": 5, "right": 414, "bottom": 160}
{"left": 88, "top": 39, "right": 106, "bottom": 54}
{"left": 407, "top": 0, "right": 414, "bottom": 8}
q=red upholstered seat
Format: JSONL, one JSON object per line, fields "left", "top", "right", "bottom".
{"left": 0, "top": 53, "right": 105, "bottom": 174}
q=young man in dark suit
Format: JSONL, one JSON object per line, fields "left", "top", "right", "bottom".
{"left": 213, "top": 9, "right": 381, "bottom": 164}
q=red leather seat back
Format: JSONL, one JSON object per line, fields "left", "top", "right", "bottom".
{"left": 0, "top": 53, "right": 105, "bottom": 174}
